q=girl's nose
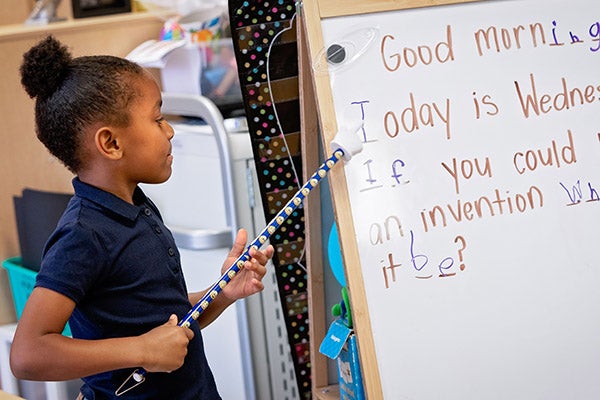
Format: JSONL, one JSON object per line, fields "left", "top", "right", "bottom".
{"left": 166, "top": 121, "right": 175, "bottom": 139}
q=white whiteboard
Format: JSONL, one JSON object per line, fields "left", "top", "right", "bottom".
{"left": 318, "top": 0, "right": 600, "bottom": 398}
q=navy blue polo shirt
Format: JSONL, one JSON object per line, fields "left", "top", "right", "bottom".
{"left": 36, "top": 178, "right": 221, "bottom": 400}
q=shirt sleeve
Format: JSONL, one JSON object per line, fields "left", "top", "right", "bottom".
{"left": 36, "top": 220, "right": 106, "bottom": 304}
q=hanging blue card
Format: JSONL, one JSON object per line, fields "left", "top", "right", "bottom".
{"left": 319, "top": 319, "right": 352, "bottom": 360}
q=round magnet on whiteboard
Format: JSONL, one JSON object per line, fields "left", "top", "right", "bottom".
{"left": 328, "top": 222, "right": 347, "bottom": 287}
{"left": 327, "top": 43, "right": 346, "bottom": 64}
{"left": 313, "top": 27, "right": 379, "bottom": 73}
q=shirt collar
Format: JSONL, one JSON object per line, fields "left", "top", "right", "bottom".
{"left": 72, "top": 177, "right": 148, "bottom": 222}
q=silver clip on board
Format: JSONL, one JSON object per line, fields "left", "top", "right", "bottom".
{"left": 312, "top": 26, "right": 380, "bottom": 74}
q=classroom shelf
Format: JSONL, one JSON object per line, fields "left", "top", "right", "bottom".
{"left": 314, "top": 384, "right": 340, "bottom": 400}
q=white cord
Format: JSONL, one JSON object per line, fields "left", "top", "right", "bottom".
{"left": 265, "top": 12, "right": 308, "bottom": 273}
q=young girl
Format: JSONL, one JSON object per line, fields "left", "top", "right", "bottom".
{"left": 10, "top": 35, "right": 274, "bottom": 399}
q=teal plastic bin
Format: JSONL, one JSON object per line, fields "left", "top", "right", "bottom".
{"left": 2, "top": 257, "right": 71, "bottom": 336}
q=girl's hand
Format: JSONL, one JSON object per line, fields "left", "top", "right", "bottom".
{"left": 221, "top": 229, "right": 274, "bottom": 301}
{"left": 139, "top": 314, "right": 194, "bottom": 373}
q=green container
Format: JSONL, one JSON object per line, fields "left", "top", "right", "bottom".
{"left": 2, "top": 257, "right": 71, "bottom": 336}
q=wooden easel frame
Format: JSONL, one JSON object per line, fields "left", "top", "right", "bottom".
{"left": 299, "top": 1, "right": 479, "bottom": 399}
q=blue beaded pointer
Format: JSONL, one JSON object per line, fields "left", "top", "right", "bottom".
{"left": 116, "top": 149, "right": 346, "bottom": 396}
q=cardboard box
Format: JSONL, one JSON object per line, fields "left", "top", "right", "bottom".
{"left": 337, "top": 333, "right": 365, "bottom": 400}
{"left": 319, "top": 319, "right": 365, "bottom": 400}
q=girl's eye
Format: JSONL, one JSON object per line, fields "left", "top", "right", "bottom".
{"left": 156, "top": 116, "right": 166, "bottom": 125}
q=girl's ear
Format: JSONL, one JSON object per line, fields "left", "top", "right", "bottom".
{"left": 94, "top": 127, "right": 122, "bottom": 160}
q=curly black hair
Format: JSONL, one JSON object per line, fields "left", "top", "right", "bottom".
{"left": 20, "top": 35, "right": 145, "bottom": 173}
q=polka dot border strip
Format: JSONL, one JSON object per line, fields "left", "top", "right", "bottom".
{"left": 229, "top": 1, "right": 312, "bottom": 398}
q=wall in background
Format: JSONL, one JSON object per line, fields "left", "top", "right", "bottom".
{"left": 0, "top": 11, "right": 164, "bottom": 325}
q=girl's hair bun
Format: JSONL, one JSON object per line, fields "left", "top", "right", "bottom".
{"left": 20, "top": 35, "right": 72, "bottom": 99}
